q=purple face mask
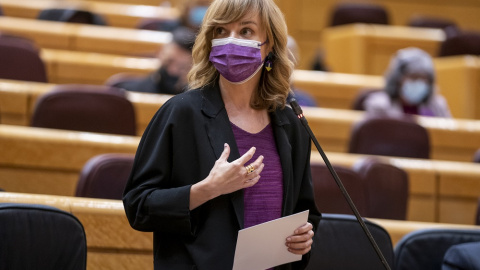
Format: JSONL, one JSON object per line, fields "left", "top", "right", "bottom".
{"left": 209, "top": 37, "right": 268, "bottom": 84}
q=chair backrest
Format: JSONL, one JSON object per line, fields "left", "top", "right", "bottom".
{"left": 104, "top": 72, "right": 145, "bottom": 88}
{"left": 310, "top": 163, "right": 368, "bottom": 216}
{"left": 76, "top": 153, "right": 134, "bottom": 200}
{"left": 476, "top": 197, "right": 480, "bottom": 225}
{"left": 31, "top": 84, "right": 137, "bottom": 136}
{"left": 351, "top": 88, "right": 382, "bottom": 111}
{"left": 473, "top": 148, "right": 480, "bottom": 163}
{"left": 136, "top": 18, "right": 180, "bottom": 32}
{"left": 394, "top": 228, "right": 480, "bottom": 270}
{"left": 408, "top": 15, "right": 458, "bottom": 31}
{"left": 353, "top": 157, "right": 409, "bottom": 220}
{"left": 330, "top": 3, "right": 389, "bottom": 26}
{"left": 0, "top": 34, "right": 48, "bottom": 82}
{"left": 37, "top": 8, "right": 107, "bottom": 25}
{"left": 0, "top": 203, "right": 87, "bottom": 270}
{"left": 348, "top": 116, "right": 430, "bottom": 159}
{"left": 438, "top": 30, "right": 480, "bottom": 57}
{"left": 305, "top": 213, "right": 394, "bottom": 270}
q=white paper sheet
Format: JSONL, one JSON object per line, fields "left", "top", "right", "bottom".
{"left": 232, "top": 210, "right": 309, "bottom": 270}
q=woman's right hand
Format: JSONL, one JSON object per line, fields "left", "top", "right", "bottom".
{"left": 189, "top": 143, "right": 264, "bottom": 210}
{"left": 209, "top": 143, "right": 264, "bottom": 195}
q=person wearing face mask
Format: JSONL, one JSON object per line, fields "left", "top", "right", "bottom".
{"left": 111, "top": 27, "right": 195, "bottom": 95}
{"left": 144, "top": 0, "right": 211, "bottom": 32}
{"left": 363, "top": 47, "right": 451, "bottom": 118}
{"left": 122, "top": 0, "right": 321, "bottom": 269}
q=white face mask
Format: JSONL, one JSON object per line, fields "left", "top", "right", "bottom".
{"left": 400, "top": 79, "right": 430, "bottom": 105}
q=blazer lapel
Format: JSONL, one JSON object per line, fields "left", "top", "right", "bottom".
{"left": 271, "top": 110, "right": 293, "bottom": 216}
{"left": 201, "top": 83, "right": 244, "bottom": 228}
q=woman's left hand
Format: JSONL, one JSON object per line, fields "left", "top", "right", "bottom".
{"left": 285, "top": 222, "right": 314, "bottom": 255}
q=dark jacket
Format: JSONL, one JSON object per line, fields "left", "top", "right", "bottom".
{"left": 123, "top": 82, "right": 321, "bottom": 270}
{"left": 442, "top": 242, "right": 480, "bottom": 270}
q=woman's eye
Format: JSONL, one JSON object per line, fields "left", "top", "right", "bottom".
{"left": 241, "top": 28, "right": 253, "bottom": 36}
{"left": 214, "top": 27, "right": 225, "bottom": 36}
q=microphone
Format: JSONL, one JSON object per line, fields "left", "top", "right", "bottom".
{"left": 289, "top": 98, "right": 392, "bottom": 270}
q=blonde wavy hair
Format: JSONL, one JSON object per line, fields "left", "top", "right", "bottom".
{"left": 187, "top": 0, "right": 293, "bottom": 111}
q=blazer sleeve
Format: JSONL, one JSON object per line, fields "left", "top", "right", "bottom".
{"left": 122, "top": 97, "right": 195, "bottom": 235}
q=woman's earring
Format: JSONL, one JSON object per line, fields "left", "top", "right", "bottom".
{"left": 265, "top": 52, "right": 274, "bottom": 71}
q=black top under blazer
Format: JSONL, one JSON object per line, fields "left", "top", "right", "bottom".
{"left": 123, "top": 82, "right": 322, "bottom": 270}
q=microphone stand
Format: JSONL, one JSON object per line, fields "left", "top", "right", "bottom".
{"left": 290, "top": 99, "right": 391, "bottom": 270}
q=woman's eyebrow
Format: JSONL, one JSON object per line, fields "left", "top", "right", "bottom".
{"left": 240, "top": 20, "right": 257, "bottom": 26}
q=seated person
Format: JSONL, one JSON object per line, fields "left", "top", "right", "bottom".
{"left": 364, "top": 47, "right": 451, "bottom": 118}
{"left": 286, "top": 36, "right": 318, "bottom": 107}
{"left": 112, "top": 27, "right": 195, "bottom": 95}
{"left": 140, "top": 0, "right": 211, "bottom": 32}
{"left": 442, "top": 242, "right": 480, "bottom": 270}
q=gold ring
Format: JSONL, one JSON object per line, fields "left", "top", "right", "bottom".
{"left": 245, "top": 164, "right": 255, "bottom": 174}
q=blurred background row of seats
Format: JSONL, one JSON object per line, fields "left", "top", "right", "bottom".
{"left": 312, "top": 157, "right": 409, "bottom": 220}
{"left": 2, "top": 200, "right": 479, "bottom": 270}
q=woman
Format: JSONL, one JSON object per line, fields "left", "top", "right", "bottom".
{"left": 364, "top": 47, "right": 451, "bottom": 118}
{"left": 123, "top": 0, "right": 321, "bottom": 269}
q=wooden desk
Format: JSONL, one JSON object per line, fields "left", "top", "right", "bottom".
{"left": 1, "top": 79, "right": 479, "bottom": 162}
{"left": 301, "top": 106, "right": 480, "bottom": 163}
{"left": 0, "top": 192, "right": 479, "bottom": 262}
{"left": 41, "top": 49, "right": 158, "bottom": 85}
{"left": 1, "top": 125, "right": 480, "bottom": 224}
{"left": 322, "top": 23, "right": 445, "bottom": 75}
{"left": 37, "top": 48, "right": 480, "bottom": 120}
{"left": 0, "top": 0, "right": 179, "bottom": 29}
{"left": 293, "top": 70, "right": 384, "bottom": 109}
{"left": 0, "top": 78, "right": 168, "bottom": 134}
{"left": 311, "top": 152, "right": 480, "bottom": 225}
{"left": 0, "top": 192, "right": 153, "bottom": 270}
{"left": 275, "top": 0, "right": 480, "bottom": 70}
{"left": 434, "top": 56, "right": 480, "bottom": 119}
{"left": 80, "top": 0, "right": 164, "bottom": 6}
{"left": 368, "top": 218, "right": 480, "bottom": 247}
{"left": 0, "top": 17, "right": 171, "bottom": 55}
{"left": 0, "top": 125, "right": 139, "bottom": 196}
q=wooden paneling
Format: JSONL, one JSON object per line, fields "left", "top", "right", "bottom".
{"left": 2, "top": 125, "right": 480, "bottom": 224}
{"left": 0, "top": 0, "right": 179, "bottom": 28}
{"left": 0, "top": 17, "right": 171, "bottom": 56}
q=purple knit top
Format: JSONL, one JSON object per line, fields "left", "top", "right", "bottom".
{"left": 231, "top": 122, "right": 284, "bottom": 229}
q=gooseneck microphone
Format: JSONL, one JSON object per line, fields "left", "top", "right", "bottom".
{"left": 289, "top": 99, "right": 392, "bottom": 270}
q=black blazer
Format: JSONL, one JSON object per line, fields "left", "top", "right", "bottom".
{"left": 123, "top": 82, "right": 321, "bottom": 270}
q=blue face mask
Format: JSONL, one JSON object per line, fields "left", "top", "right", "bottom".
{"left": 400, "top": 79, "right": 430, "bottom": 105}
{"left": 189, "top": 6, "right": 208, "bottom": 27}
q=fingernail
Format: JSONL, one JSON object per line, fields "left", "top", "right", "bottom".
{"left": 286, "top": 237, "right": 291, "bottom": 242}
{"left": 294, "top": 230, "right": 299, "bottom": 234}
{"left": 224, "top": 143, "right": 227, "bottom": 148}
